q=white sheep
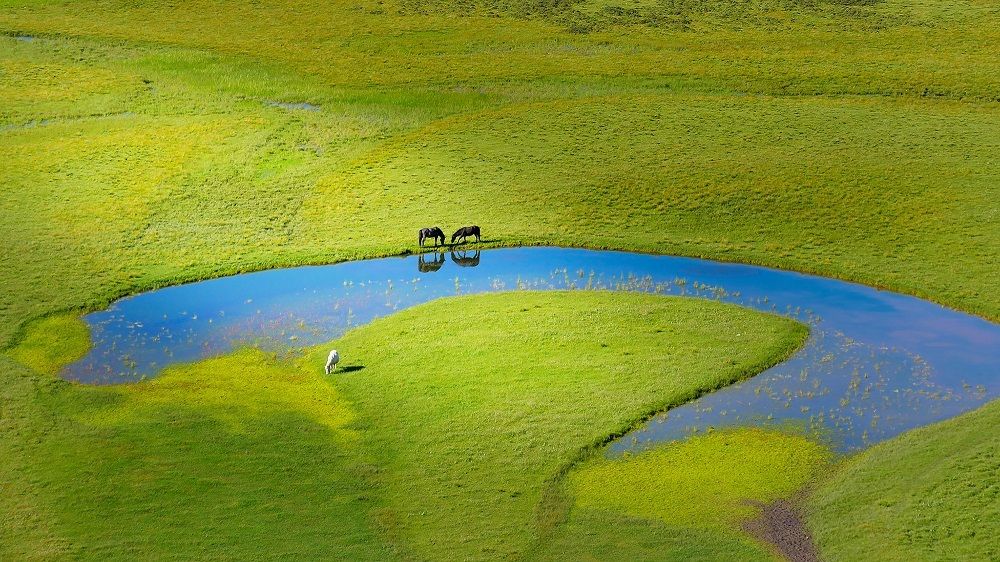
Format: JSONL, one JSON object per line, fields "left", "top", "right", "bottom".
{"left": 325, "top": 349, "right": 340, "bottom": 374}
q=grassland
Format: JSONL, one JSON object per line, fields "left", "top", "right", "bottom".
{"left": 1, "top": 291, "right": 808, "bottom": 559}
{"left": 1, "top": 0, "right": 999, "bottom": 357}
{"left": 1, "top": 0, "right": 999, "bottom": 559}
{"left": 806, "top": 398, "right": 1000, "bottom": 561}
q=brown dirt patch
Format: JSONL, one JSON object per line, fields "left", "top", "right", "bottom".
{"left": 742, "top": 498, "right": 820, "bottom": 562}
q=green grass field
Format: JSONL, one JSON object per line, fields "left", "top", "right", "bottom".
{"left": 1, "top": 291, "right": 808, "bottom": 559}
{"left": 1, "top": 0, "right": 999, "bottom": 353}
{"left": 806, "top": 399, "right": 1000, "bottom": 562}
{"left": 2, "top": 0, "right": 999, "bottom": 559}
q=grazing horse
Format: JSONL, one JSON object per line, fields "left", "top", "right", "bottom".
{"left": 418, "top": 252, "right": 445, "bottom": 273}
{"left": 450, "top": 249, "right": 480, "bottom": 268}
{"left": 419, "top": 227, "right": 445, "bottom": 247}
{"left": 451, "top": 225, "right": 481, "bottom": 244}
{"left": 325, "top": 349, "right": 340, "bottom": 374}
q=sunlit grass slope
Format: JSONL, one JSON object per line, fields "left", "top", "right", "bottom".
{"left": 305, "top": 93, "right": 999, "bottom": 316}
{"left": 1, "top": 0, "right": 999, "bottom": 350}
{"left": 0, "top": 292, "right": 806, "bottom": 559}
{"left": 2, "top": 0, "right": 998, "bottom": 98}
{"left": 310, "top": 291, "right": 808, "bottom": 560}
{"left": 806, "top": 399, "right": 1000, "bottom": 561}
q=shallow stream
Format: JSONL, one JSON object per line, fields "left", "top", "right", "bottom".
{"left": 64, "top": 247, "right": 1000, "bottom": 453}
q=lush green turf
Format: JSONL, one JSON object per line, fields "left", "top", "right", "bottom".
{"left": 0, "top": 291, "right": 807, "bottom": 559}
{"left": 806, "top": 399, "right": 1000, "bottom": 561}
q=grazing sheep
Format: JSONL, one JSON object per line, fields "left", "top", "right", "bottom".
{"left": 325, "top": 349, "right": 340, "bottom": 374}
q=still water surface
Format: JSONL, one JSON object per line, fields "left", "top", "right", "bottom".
{"left": 64, "top": 247, "right": 1000, "bottom": 453}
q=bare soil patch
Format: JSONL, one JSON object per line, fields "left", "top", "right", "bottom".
{"left": 742, "top": 498, "right": 819, "bottom": 562}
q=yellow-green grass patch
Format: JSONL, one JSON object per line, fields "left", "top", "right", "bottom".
{"left": 5, "top": 313, "right": 90, "bottom": 376}
{"left": 571, "top": 428, "right": 831, "bottom": 529}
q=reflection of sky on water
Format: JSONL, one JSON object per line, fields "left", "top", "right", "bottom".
{"left": 66, "top": 247, "right": 1000, "bottom": 452}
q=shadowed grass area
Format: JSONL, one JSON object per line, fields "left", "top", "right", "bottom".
{"left": 306, "top": 291, "right": 808, "bottom": 560}
{"left": 806, "top": 399, "right": 1000, "bottom": 561}
{"left": 0, "top": 349, "right": 392, "bottom": 561}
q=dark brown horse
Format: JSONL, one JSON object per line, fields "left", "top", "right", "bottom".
{"left": 451, "top": 225, "right": 481, "bottom": 244}
{"left": 419, "top": 227, "right": 445, "bottom": 247}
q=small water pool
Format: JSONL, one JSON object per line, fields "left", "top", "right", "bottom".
{"left": 64, "top": 247, "right": 1000, "bottom": 453}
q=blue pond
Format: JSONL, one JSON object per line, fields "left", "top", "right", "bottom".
{"left": 65, "top": 247, "right": 1000, "bottom": 453}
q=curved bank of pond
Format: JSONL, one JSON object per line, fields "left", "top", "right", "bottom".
{"left": 63, "top": 247, "right": 1000, "bottom": 453}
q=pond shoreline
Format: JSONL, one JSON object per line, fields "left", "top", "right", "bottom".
{"left": 5, "top": 240, "right": 996, "bottom": 358}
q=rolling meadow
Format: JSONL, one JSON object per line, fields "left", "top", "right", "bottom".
{"left": 2, "top": 0, "right": 998, "bottom": 559}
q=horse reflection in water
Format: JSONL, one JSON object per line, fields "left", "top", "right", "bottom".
{"left": 418, "top": 252, "right": 446, "bottom": 273}
{"left": 451, "top": 249, "right": 480, "bottom": 267}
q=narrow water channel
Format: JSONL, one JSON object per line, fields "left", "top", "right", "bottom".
{"left": 64, "top": 247, "right": 1000, "bottom": 453}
